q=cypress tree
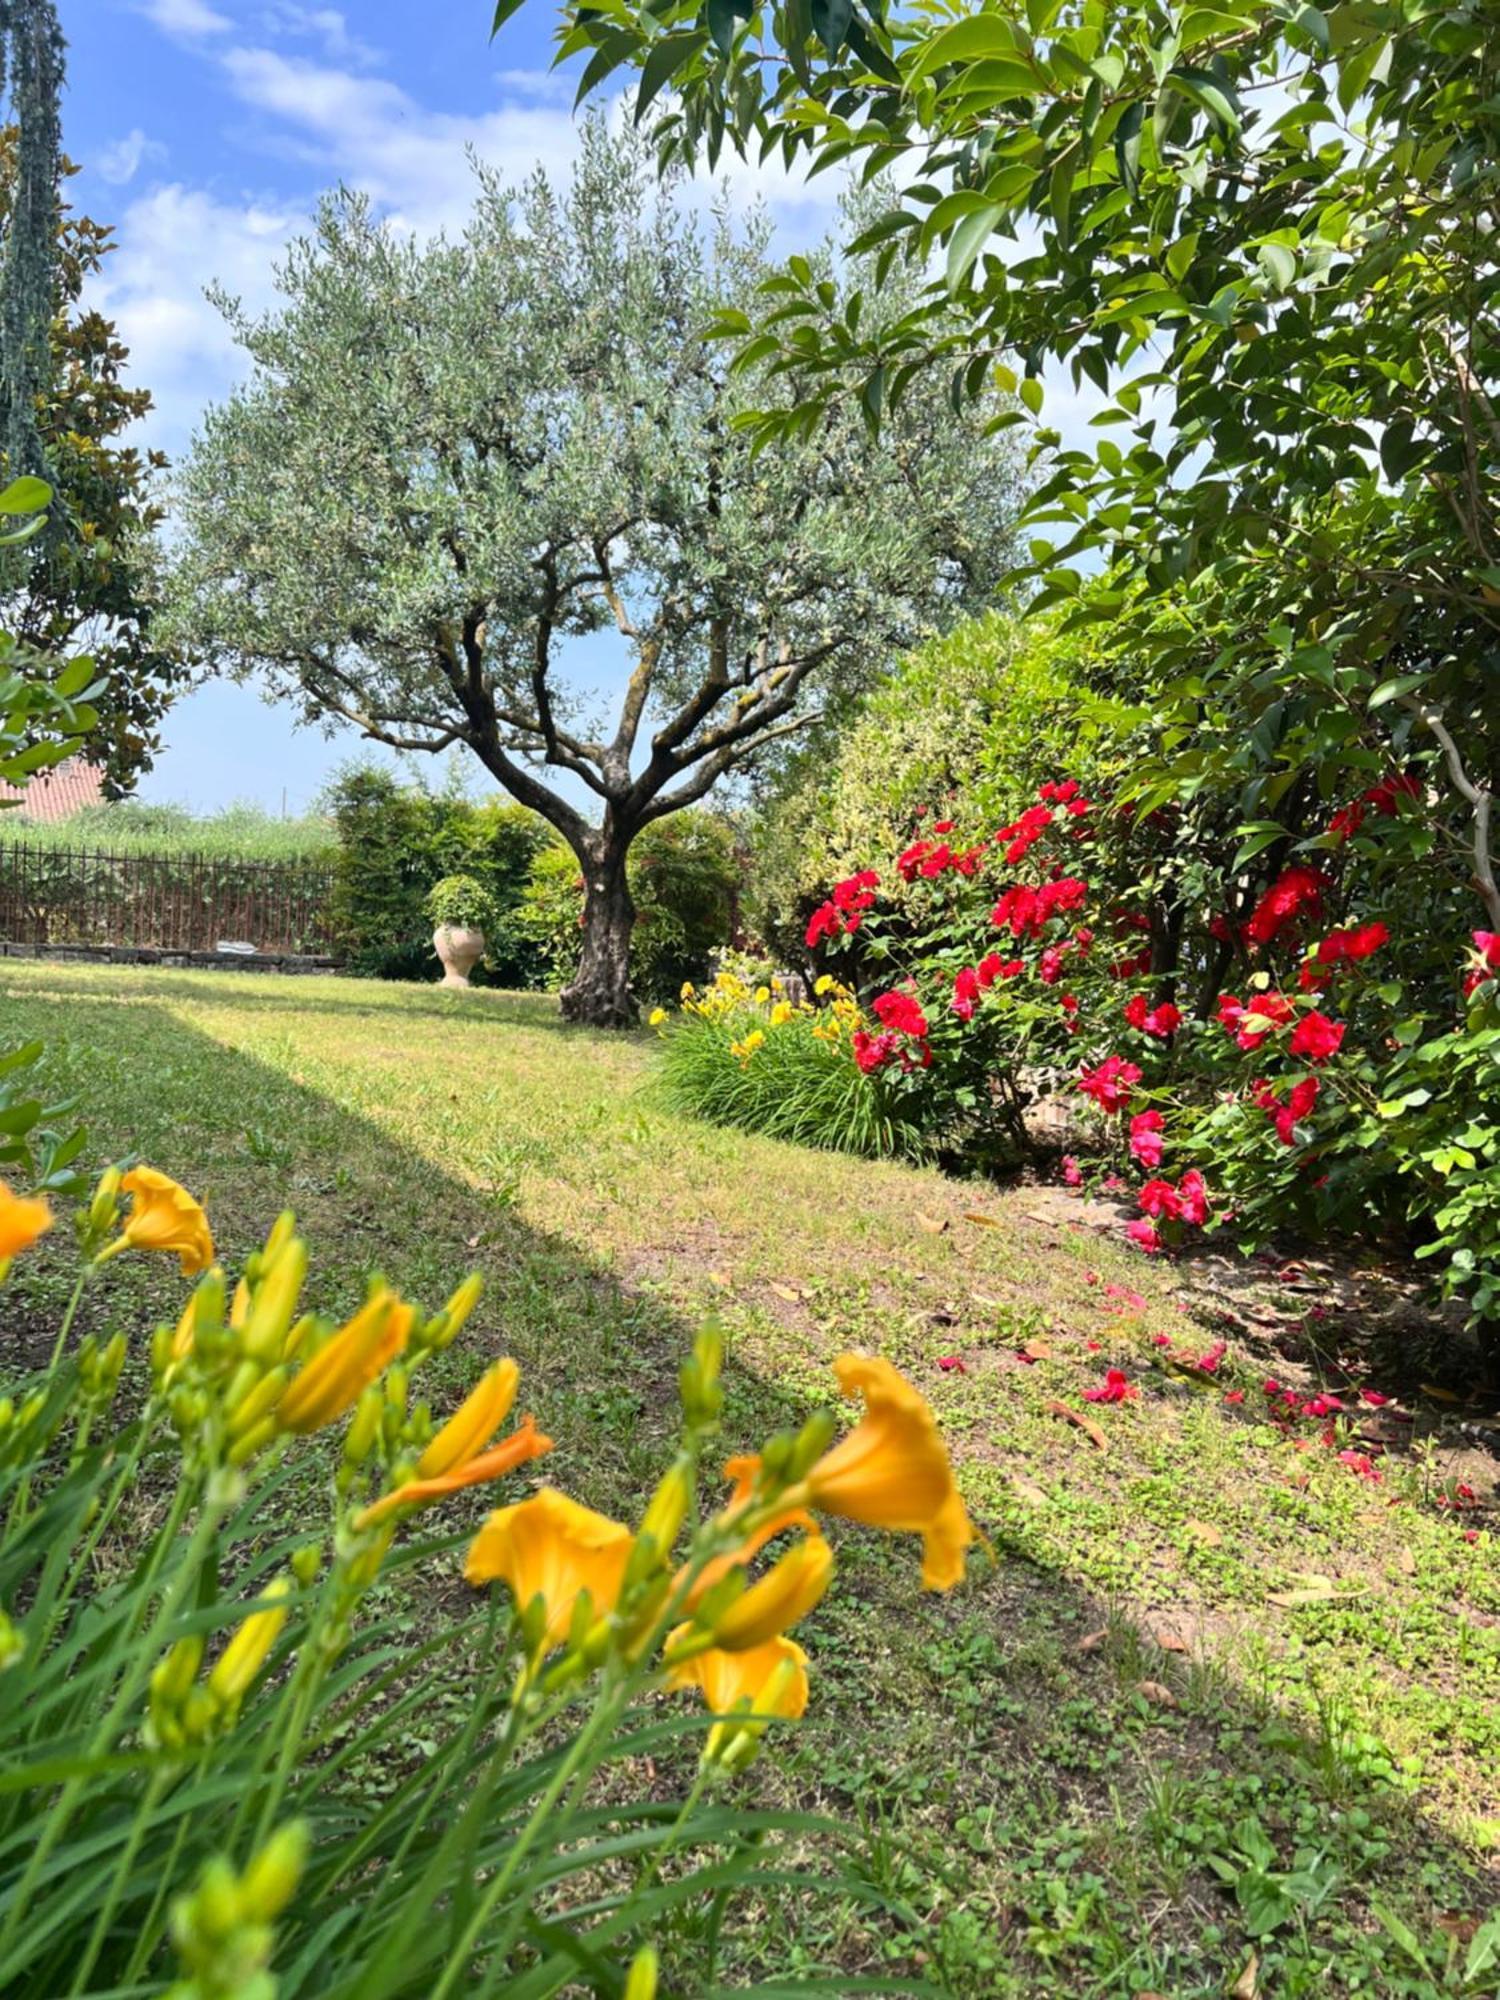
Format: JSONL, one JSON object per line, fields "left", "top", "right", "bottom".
{"left": 0, "top": 0, "right": 65, "bottom": 484}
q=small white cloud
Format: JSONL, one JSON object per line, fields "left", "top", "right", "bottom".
{"left": 259, "top": 3, "right": 379, "bottom": 67}
{"left": 136, "top": 0, "right": 232, "bottom": 37}
{"left": 95, "top": 128, "right": 168, "bottom": 186}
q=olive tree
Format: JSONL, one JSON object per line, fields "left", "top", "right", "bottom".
{"left": 167, "top": 120, "right": 1023, "bottom": 1024}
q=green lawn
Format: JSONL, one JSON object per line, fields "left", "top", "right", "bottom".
{"left": 6, "top": 960, "right": 1498, "bottom": 1996}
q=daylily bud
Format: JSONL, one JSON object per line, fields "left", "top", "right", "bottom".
{"left": 241, "top": 1237, "right": 308, "bottom": 1364}
{"left": 262, "top": 1209, "right": 298, "bottom": 1267}
{"left": 384, "top": 1363, "right": 408, "bottom": 1414}
{"left": 207, "top": 1576, "right": 291, "bottom": 1707}
{"left": 291, "top": 1542, "right": 322, "bottom": 1589}
{"left": 239, "top": 1819, "right": 308, "bottom": 1923}
{"left": 342, "top": 1384, "right": 382, "bottom": 1467}
{"left": 152, "top": 1631, "right": 206, "bottom": 1706}
{"left": 87, "top": 1164, "right": 123, "bottom": 1235}
{"left": 227, "top": 1367, "right": 290, "bottom": 1440}
{"left": 638, "top": 1452, "right": 693, "bottom": 1556}
{"left": 282, "top": 1312, "right": 316, "bottom": 1361}
{"left": 623, "top": 1945, "right": 658, "bottom": 2000}
{"left": 189, "top": 1858, "right": 241, "bottom": 1940}
{"left": 439, "top": 1271, "right": 484, "bottom": 1343}
{"left": 787, "top": 1409, "right": 837, "bottom": 1479}
{"left": 226, "top": 1415, "right": 279, "bottom": 1467}
{"left": 0, "top": 1612, "right": 24, "bottom": 1670}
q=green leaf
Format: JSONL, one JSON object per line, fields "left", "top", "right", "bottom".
{"left": 945, "top": 203, "right": 1004, "bottom": 290}
{"left": 0, "top": 476, "right": 51, "bottom": 516}
{"left": 707, "top": 0, "right": 749, "bottom": 56}
{"left": 634, "top": 31, "right": 706, "bottom": 123}
{"left": 1256, "top": 239, "right": 1297, "bottom": 288}
{"left": 809, "top": 0, "right": 852, "bottom": 56}
{"left": 1367, "top": 672, "right": 1428, "bottom": 709}
{"left": 908, "top": 13, "right": 1030, "bottom": 82}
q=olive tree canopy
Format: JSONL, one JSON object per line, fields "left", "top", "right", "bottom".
{"left": 168, "top": 119, "right": 1024, "bottom": 1021}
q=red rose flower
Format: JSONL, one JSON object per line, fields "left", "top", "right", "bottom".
{"left": 872, "top": 990, "right": 929, "bottom": 1039}
{"left": 1083, "top": 1366, "right": 1140, "bottom": 1401}
{"left": 1129, "top": 1110, "right": 1165, "bottom": 1168}
{"left": 1077, "top": 1056, "right": 1142, "bottom": 1113}
{"left": 1244, "top": 865, "right": 1325, "bottom": 947}
{"left": 1123, "top": 993, "right": 1149, "bottom": 1031}
{"left": 1289, "top": 1010, "right": 1345, "bottom": 1063}
{"left": 951, "top": 966, "right": 980, "bottom": 1021}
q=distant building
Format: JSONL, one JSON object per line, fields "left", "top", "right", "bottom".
{"left": 0, "top": 757, "right": 106, "bottom": 824}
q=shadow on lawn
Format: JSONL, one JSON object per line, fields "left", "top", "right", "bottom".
{"left": 37, "top": 962, "right": 612, "bottom": 1038}
{"left": 10, "top": 982, "right": 1496, "bottom": 1992}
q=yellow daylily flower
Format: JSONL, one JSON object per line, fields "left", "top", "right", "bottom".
{"left": 0, "top": 1180, "right": 52, "bottom": 1275}
{"left": 769, "top": 1001, "right": 793, "bottom": 1026}
{"left": 276, "top": 1288, "right": 413, "bottom": 1435}
{"left": 699, "top": 1535, "right": 832, "bottom": 1652}
{"left": 207, "top": 1576, "right": 292, "bottom": 1706}
{"left": 786, "top": 1354, "right": 976, "bottom": 1591}
{"left": 648, "top": 1007, "right": 667, "bottom": 1027}
{"left": 465, "top": 1487, "right": 632, "bottom": 1651}
{"left": 355, "top": 1412, "right": 553, "bottom": 1530}
{"left": 666, "top": 1630, "right": 809, "bottom": 1761}
{"left": 104, "top": 1167, "right": 214, "bottom": 1275}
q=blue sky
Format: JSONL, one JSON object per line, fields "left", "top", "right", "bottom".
{"left": 60, "top": 0, "right": 1099, "bottom": 817}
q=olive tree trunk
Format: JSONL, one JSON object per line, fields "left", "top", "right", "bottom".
{"left": 560, "top": 837, "right": 638, "bottom": 1028}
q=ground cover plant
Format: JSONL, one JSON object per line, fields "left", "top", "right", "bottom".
{"left": 3, "top": 958, "right": 1497, "bottom": 1994}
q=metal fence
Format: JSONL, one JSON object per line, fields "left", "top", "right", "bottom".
{"left": 0, "top": 842, "right": 339, "bottom": 957}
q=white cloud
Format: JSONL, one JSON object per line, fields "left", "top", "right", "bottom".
{"left": 95, "top": 128, "right": 168, "bottom": 185}
{"left": 92, "top": 25, "right": 851, "bottom": 466}
{"left": 257, "top": 3, "right": 380, "bottom": 68}
{"left": 91, "top": 183, "right": 304, "bottom": 457}
{"left": 136, "top": 0, "right": 232, "bottom": 39}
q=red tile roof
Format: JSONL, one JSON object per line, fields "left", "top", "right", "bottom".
{"left": 0, "top": 758, "right": 106, "bottom": 824}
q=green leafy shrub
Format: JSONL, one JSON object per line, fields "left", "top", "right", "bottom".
{"left": 749, "top": 610, "right": 1086, "bottom": 962}
{"left": 0, "top": 1159, "right": 976, "bottom": 1994}
{"left": 324, "top": 766, "right": 549, "bottom": 985}
{"left": 425, "top": 872, "right": 500, "bottom": 934}
{"left": 521, "top": 814, "right": 739, "bottom": 1007}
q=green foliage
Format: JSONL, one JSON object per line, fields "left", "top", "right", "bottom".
{"left": 0, "top": 0, "right": 64, "bottom": 488}
{"left": 750, "top": 608, "right": 1086, "bottom": 959}
{"left": 557, "top": 0, "right": 1500, "bottom": 950}
{"left": 0, "top": 140, "right": 181, "bottom": 792}
{"left": 165, "top": 115, "right": 1024, "bottom": 1020}
{"left": 8, "top": 798, "right": 337, "bottom": 861}
{"left": 521, "top": 812, "right": 740, "bottom": 1004}
{"left": 324, "top": 766, "right": 549, "bottom": 984}
{"left": 425, "top": 871, "right": 500, "bottom": 933}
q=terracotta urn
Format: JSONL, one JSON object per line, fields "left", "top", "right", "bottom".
{"left": 433, "top": 924, "right": 485, "bottom": 989}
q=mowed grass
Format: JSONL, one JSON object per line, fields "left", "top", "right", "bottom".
{"left": 5, "top": 959, "right": 1499, "bottom": 1997}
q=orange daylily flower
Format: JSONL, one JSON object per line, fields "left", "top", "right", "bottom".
{"left": 0, "top": 1180, "right": 52, "bottom": 1269}
{"left": 666, "top": 1628, "right": 809, "bottom": 1759}
{"left": 277, "top": 1287, "right": 413, "bottom": 1435}
{"left": 355, "top": 1412, "right": 554, "bottom": 1530}
{"left": 418, "top": 1359, "right": 518, "bottom": 1478}
{"left": 703, "top": 1536, "right": 832, "bottom": 1652}
{"left": 792, "top": 1353, "right": 976, "bottom": 1591}
{"left": 465, "top": 1487, "right": 632, "bottom": 1651}
{"left": 108, "top": 1166, "right": 215, "bottom": 1275}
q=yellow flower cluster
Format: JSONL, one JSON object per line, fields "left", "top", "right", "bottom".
{"left": 465, "top": 1344, "right": 977, "bottom": 1767}
{"left": 653, "top": 967, "right": 830, "bottom": 1067}
{"left": 809, "top": 973, "right": 863, "bottom": 1044}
